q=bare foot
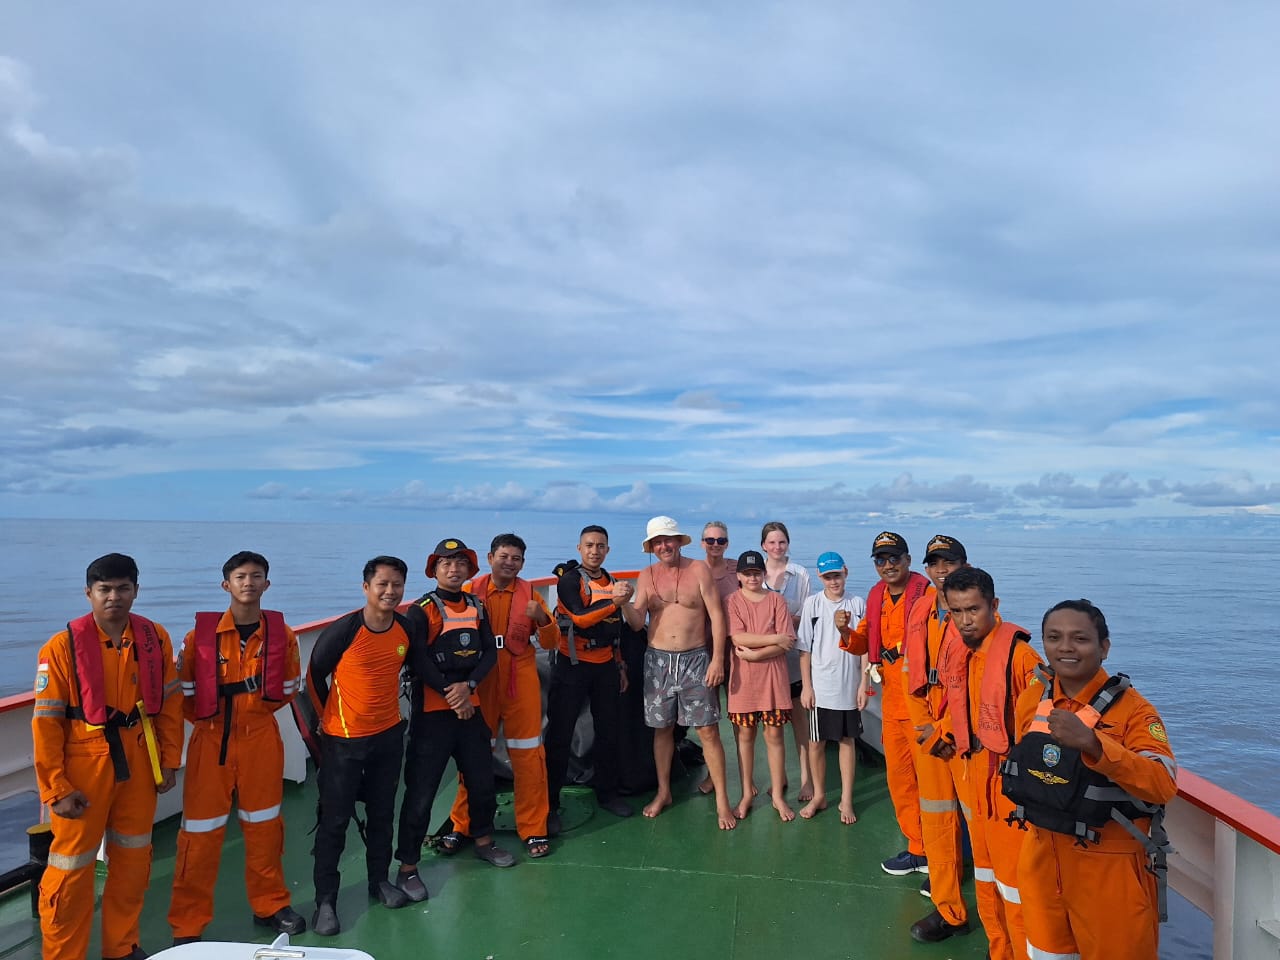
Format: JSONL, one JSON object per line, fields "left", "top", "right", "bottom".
{"left": 643, "top": 793, "right": 673, "bottom": 818}
{"left": 773, "top": 797, "right": 796, "bottom": 822}
{"left": 716, "top": 804, "right": 739, "bottom": 830}
{"left": 697, "top": 776, "right": 714, "bottom": 796}
{"left": 733, "top": 795, "right": 753, "bottom": 820}
{"left": 797, "top": 780, "right": 814, "bottom": 803}
{"left": 798, "top": 797, "right": 827, "bottom": 820}
{"left": 838, "top": 802, "right": 858, "bottom": 824}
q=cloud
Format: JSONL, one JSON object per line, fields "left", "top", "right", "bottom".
{"left": 1162, "top": 474, "right": 1280, "bottom": 508}
{"left": 248, "top": 478, "right": 655, "bottom": 515}
{"left": 674, "top": 390, "right": 736, "bottom": 411}
{"left": 864, "top": 473, "right": 1012, "bottom": 510}
{"left": 1014, "top": 472, "right": 1152, "bottom": 509}
{"left": 0, "top": 7, "right": 1278, "bottom": 524}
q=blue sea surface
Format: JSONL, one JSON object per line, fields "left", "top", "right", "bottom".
{"left": 2, "top": 515, "right": 1275, "bottom": 819}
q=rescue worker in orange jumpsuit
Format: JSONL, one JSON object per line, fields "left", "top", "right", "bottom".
{"left": 33, "top": 553, "right": 183, "bottom": 960}
{"left": 444, "top": 533, "right": 560, "bottom": 859}
{"left": 168, "top": 551, "right": 304, "bottom": 943}
{"left": 921, "top": 566, "right": 1042, "bottom": 960}
{"left": 901, "top": 535, "right": 971, "bottom": 943}
{"left": 846, "top": 532, "right": 930, "bottom": 878}
{"left": 1008, "top": 600, "right": 1176, "bottom": 960}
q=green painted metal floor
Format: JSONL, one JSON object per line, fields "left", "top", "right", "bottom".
{"left": 0, "top": 728, "right": 991, "bottom": 959}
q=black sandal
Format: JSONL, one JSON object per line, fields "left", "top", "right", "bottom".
{"left": 524, "top": 835, "right": 551, "bottom": 859}
{"left": 436, "top": 831, "right": 467, "bottom": 855}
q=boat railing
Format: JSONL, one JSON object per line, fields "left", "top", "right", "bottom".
{"left": 3, "top": 572, "right": 1277, "bottom": 958}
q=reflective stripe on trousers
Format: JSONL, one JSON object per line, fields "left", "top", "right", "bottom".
{"left": 238, "top": 804, "right": 281, "bottom": 823}
{"left": 996, "top": 877, "right": 1022, "bottom": 904}
{"left": 182, "top": 814, "right": 230, "bottom": 833}
{"left": 920, "top": 796, "right": 959, "bottom": 813}
{"left": 48, "top": 848, "right": 98, "bottom": 871}
{"left": 105, "top": 829, "right": 152, "bottom": 848}
{"left": 1027, "top": 944, "right": 1080, "bottom": 960}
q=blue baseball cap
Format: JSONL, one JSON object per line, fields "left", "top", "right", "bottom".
{"left": 816, "top": 551, "right": 846, "bottom": 575}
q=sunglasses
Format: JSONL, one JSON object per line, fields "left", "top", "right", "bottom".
{"left": 703, "top": 537, "right": 729, "bottom": 545}
{"left": 872, "top": 554, "right": 905, "bottom": 568}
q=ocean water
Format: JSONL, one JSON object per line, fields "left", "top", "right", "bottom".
{"left": 2, "top": 515, "right": 1276, "bottom": 818}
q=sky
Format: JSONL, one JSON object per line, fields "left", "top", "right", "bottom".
{"left": 1, "top": 2, "right": 1278, "bottom": 529}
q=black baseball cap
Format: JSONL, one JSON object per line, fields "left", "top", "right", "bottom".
{"left": 924, "top": 535, "right": 967, "bottom": 563}
{"left": 736, "top": 550, "right": 766, "bottom": 572}
{"left": 870, "top": 531, "right": 908, "bottom": 557}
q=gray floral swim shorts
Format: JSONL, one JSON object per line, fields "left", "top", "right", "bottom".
{"left": 643, "top": 647, "right": 720, "bottom": 729}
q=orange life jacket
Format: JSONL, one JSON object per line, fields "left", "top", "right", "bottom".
{"left": 469, "top": 575, "right": 534, "bottom": 655}
{"left": 866, "top": 572, "right": 929, "bottom": 665}
{"left": 66, "top": 612, "right": 166, "bottom": 725}
{"left": 191, "top": 609, "right": 290, "bottom": 721}
{"left": 905, "top": 590, "right": 951, "bottom": 698}
{"left": 941, "top": 620, "right": 1030, "bottom": 757}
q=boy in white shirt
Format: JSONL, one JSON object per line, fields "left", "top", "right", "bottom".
{"left": 797, "top": 552, "right": 867, "bottom": 823}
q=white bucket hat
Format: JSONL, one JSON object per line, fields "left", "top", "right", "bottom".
{"left": 641, "top": 515, "right": 692, "bottom": 552}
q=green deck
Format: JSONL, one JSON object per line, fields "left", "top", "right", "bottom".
{"left": 0, "top": 727, "right": 992, "bottom": 959}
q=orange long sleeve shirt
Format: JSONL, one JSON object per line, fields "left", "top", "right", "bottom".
{"left": 33, "top": 618, "right": 183, "bottom": 805}
{"left": 845, "top": 590, "right": 915, "bottom": 721}
{"left": 467, "top": 578, "right": 560, "bottom": 654}
{"left": 1014, "top": 668, "right": 1176, "bottom": 851}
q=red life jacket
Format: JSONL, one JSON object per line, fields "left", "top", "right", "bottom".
{"left": 469, "top": 575, "right": 534, "bottom": 655}
{"left": 66, "top": 613, "right": 165, "bottom": 724}
{"left": 191, "top": 610, "right": 290, "bottom": 721}
{"left": 866, "top": 572, "right": 929, "bottom": 664}
{"left": 944, "top": 620, "right": 1030, "bottom": 757}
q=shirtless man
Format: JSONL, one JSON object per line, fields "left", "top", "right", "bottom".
{"left": 622, "top": 516, "right": 736, "bottom": 829}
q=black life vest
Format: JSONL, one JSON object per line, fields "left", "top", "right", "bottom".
{"left": 1002, "top": 671, "right": 1160, "bottom": 840}
{"left": 419, "top": 590, "right": 486, "bottom": 682}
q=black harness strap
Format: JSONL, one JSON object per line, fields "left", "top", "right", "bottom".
{"left": 63, "top": 621, "right": 143, "bottom": 782}
{"left": 214, "top": 675, "right": 262, "bottom": 765}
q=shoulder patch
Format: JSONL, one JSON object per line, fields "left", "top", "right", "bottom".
{"left": 1147, "top": 721, "right": 1168, "bottom": 744}
{"left": 35, "top": 673, "right": 49, "bottom": 692}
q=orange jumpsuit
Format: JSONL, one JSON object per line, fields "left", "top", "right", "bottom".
{"left": 450, "top": 578, "right": 560, "bottom": 841}
{"left": 849, "top": 589, "right": 924, "bottom": 858}
{"left": 168, "top": 611, "right": 302, "bottom": 939}
{"left": 33, "top": 618, "right": 183, "bottom": 960}
{"left": 934, "top": 618, "right": 1042, "bottom": 960}
{"left": 902, "top": 586, "right": 967, "bottom": 928}
{"left": 1014, "top": 669, "right": 1176, "bottom": 960}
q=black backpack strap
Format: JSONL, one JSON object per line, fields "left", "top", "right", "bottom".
{"left": 1089, "top": 673, "right": 1131, "bottom": 715}
{"left": 1005, "top": 630, "right": 1032, "bottom": 740}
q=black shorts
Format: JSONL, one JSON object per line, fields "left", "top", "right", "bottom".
{"left": 789, "top": 680, "right": 803, "bottom": 700}
{"left": 810, "top": 706, "right": 862, "bottom": 743}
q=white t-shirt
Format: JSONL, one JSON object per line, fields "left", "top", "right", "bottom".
{"left": 797, "top": 591, "right": 867, "bottom": 711}
{"left": 766, "top": 561, "right": 811, "bottom": 683}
